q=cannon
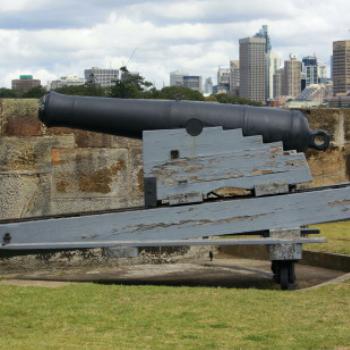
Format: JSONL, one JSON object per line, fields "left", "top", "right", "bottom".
{"left": 39, "top": 92, "right": 330, "bottom": 152}
{"left": 3, "top": 91, "right": 350, "bottom": 290}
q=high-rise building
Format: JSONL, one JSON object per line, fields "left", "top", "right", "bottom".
{"left": 255, "top": 25, "right": 271, "bottom": 54}
{"left": 318, "top": 64, "right": 328, "bottom": 84}
{"left": 268, "top": 52, "right": 281, "bottom": 99}
{"left": 217, "top": 67, "right": 230, "bottom": 85}
{"left": 302, "top": 56, "right": 318, "bottom": 87}
{"left": 183, "top": 75, "right": 202, "bottom": 92}
{"left": 84, "top": 67, "right": 119, "bottom": 87}
{"left": 332, "top": 40, "right": 350, "bottom": 95}
{"left": 282, "top": 54, "right": 302, "bottom": 98}
{"left": 204, "top": 77, "right": 213, "bottom": 95}
{"left": 273, "top": 68, "right": 284, "bottom": 98}
{"left": 239, "top": 36, "right": 266, "bottom": 103}
{"left": 216, "top": 67, "right": 230, "bottom": 93}
{"left": 170, "top": 71, "right": 202, "bottom": 92}
{"left": 50, "top": 75, "right": 85, "bottom": 90}
{"left": 229, "top": 60, "right": 240, "bottom": 95}
{"left": 255, "top": 25, "right": 272, "bottom": 100}
{"left": 11, "top": 75, "right": 41, "bottom": 93}
{"left": 170, "top": 70, "right": 187, "bottom": 87}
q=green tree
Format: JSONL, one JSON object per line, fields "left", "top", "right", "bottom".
{"left": 208, "top": 93, "right": 263, "bottom": 106}
{"left": 0, "top": 88, "right": 18, "bottom": 98}
{"left": 54, "top": 84, "right": 107, "bottom": 96}
{"left": 154, "top": 86, "right": 205, "bottom": 101}
{"left": 22, "top": 86, "right": 47, "bottom": 98}
{"left": 110, "top": 66, "right": 153, "bottom": 98}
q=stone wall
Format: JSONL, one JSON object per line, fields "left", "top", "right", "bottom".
{"left": 1, "top": 98, "right": 350, "bottom": 220}
{"left": 0, "top": 98, "right": 143, "bottom": 219}
{"left": 305, "top": 108, "right": 350, "bottom": 187}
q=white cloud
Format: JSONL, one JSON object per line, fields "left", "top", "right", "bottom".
{"left": 0, "top": 0, "right": 349, "bottom": 87}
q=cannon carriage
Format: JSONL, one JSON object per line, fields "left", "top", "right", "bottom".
{"left": 2, "top": 92, "right": 348, "bottom": 289}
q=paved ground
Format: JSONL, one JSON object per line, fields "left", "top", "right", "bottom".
{"left": 0, "top": 257, "right": 346, "bottom": 290}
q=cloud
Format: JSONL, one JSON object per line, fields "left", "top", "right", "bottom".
{"left": 0, "top": 0, "right": 349, "bottom": 87}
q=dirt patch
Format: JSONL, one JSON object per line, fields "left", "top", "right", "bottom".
{"left": 0, "top": 279, "right": 72, "bottom": 288}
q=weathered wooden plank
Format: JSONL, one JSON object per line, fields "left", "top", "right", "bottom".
{"left": 1, "top": 237, "right": 326, "bottom": 251}
{"left": 143, "top": 127, "right": 311, "bottom": 203}
{"left": 143, "top": 127, "right": 266, "bottom": 170}
{"left": 1, "top": 185, "right": 350, "bottom": 249}
{"left": 150, "top": 147, "right": 311, "bottom": 199}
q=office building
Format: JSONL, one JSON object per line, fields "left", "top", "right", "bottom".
{"left": 12, "top": 75, "right": 41, "bottom": 93}
{"left": 229, "top": 60, "right": 240, "bottom": 95}
{"left": 273, "top": 68, "right": 284, "bottom": 98}
{"left": 50, "top": 75, "right": 85, "bottom": 90}
{"left": 282, "top": 54, "right": 302, "bottom": 98}
{"left": 239, "top": 36, "right": 266, "bottom": 103}
{"left": 216, "top": 67, "right": 230, "bottom": 93}
{"left": 204, "top": 77, "right": 213, "bottom": 95}
{"left": 268, "top": 52, "right": 282, "bottom": 99}
{"left": 84, "top": 67, "right": 119, "bottom": 87}
{"left": 302, "top": 56, "right": 318, "bottom": 87}
{"left": 170, "top": 71, "right": 187, "bottom": 87}
{"left": 318, "top": 64, "right": 327, "bottom": 83}
{"left": 255, "top": 25, "right": 272, "bottom": 100}
{"left": 183, "top": 75, "right": 202, "bottom": 92}
{"left": 170, "top": 71, "right": 202, "bottom": 92}
{"left": 332, "top": 40, "right": 350, "bottom": 95}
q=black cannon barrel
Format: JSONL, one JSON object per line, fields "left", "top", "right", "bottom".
{"left": 39, "top": 92, "right": 330, "bottom": 152}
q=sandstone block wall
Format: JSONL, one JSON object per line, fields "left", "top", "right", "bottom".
{"left": 0, "top": 99, "right": 143, "bottom": 219}
{"left": 1, "top": 98, "right": 350, "bottom": 220}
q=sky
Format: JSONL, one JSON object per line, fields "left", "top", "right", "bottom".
{"left": 0, "top": 0, "right": 349, "bottom": 88}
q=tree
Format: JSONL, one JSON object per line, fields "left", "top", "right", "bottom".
{"left": 0, "top": 88, "right": 18, "bottom": 98}
{"left": 110, "top": 66, "right": 153, "bottom": 98}
{"left": 54, "top": 84, "right": 107, "bottom": 96}
{"left": 154, "top": 86, "right": 205, "bottom": 101}
{"left": 208, "top": 93, "right": 263, "bottom": 106}
{"left": 22, "top": 86, "right": 47, "bottom": 98}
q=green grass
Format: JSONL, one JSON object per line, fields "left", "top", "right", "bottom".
{"left": 0, "top": 281, "right": 349, "bottom": 350}
{"left": 306, "top": 221, "right": 350, "bottom": 255}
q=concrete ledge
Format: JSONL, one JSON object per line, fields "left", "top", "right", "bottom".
{"left": 218, "top": 246, "right": 350, "bottom": 272}
{"left": 300, "top": 251, "right": 350, "bottom": 272}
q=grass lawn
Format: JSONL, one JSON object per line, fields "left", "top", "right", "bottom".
{"left": 306, "top": 221, "right": 350, "bottom": 255}
{"left": 0, "top": 281, "right": 349, "bottom": 350}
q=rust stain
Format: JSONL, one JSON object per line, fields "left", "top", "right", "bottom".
{"left": 51, "top": 149, "right": 61, "bottom": 165}
{"left": 123, "top": 213, "right": 268, "bottom": 234}
{"left": 78, "top": 160, "right": 126, "bottom": 194}
{"left": 137, "top": 168, "right": 144, "bottom": 192}
{"left": 328, "top": 199, "right": 350, "bottom": 207}
{"left": 56, "top": 180, "right": 69, "bottom": 193}
{"left": 251, "top": 169, "right": 274, "bottom": 176}
{"left": 214, "top": 187, "right": 252, "bottom": 198}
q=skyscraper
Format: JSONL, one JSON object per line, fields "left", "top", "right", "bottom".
{"left": 229, "top": 60, "right": 240, "bottom": 95}
{"left": 332, "top": 40, "right": 350, "bottom": 95}
{"left": 273, "top": 68, "right": 284, "bottom": 98}
{"left": 282, "top": 54, "right": 302, "bottom": 98}
{"left": 204, "top": 77, "right": 213, "bottom": 95}
{"left": 239, "top": 36, "right": 266, "bottom": 103}
{"left": 302, "top": 56, "right": 318, "bottom": 87}
{"left": 268, "top": 52, "right": 282, "bottom": 99}
{"left": 255, "top": 25, "right": 272, "bottom": 100}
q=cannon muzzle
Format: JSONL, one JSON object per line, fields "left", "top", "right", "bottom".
{"left": 39, "top": 92, "right": 330, "bottom": 152}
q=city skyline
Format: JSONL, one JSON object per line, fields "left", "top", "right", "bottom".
{"left": 0, "top": 0, "right": 349, "bottom": 88}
